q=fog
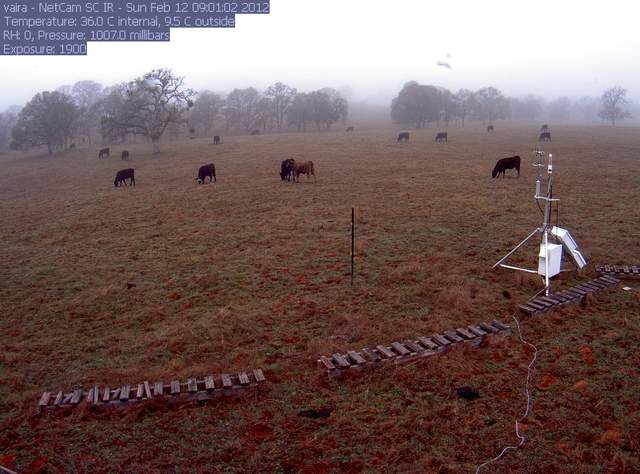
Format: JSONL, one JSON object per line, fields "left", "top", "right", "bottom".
{"left": 1, "top": 0, "right": 639, "bottom": 109}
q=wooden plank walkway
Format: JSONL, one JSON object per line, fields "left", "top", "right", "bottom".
{"left": 38, "top": 369, "right": 266, "bottom": 412}
{"left": 595, "top": 264, "right": 640, "bottom": 280}
{"left": 518, "top": 276, "right": 620, "bottom": 316}
{"left": 317, "top": 320, "right": 511, "bottom": 375}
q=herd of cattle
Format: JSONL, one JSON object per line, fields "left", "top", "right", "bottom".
{"left": 105, "top": 124, "right": 552, "bottom": 186}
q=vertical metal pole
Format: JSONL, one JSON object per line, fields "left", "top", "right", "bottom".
{"left": 351, "top": 207, "right": 355, "bottom": 285}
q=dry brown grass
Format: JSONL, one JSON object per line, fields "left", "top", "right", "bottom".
{"left": 1, "top": 124, "right": 639, "bottom": 472}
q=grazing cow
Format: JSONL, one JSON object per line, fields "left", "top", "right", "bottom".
{"left": 346, "top": 126, "right": 354, "bottom": 132}
{"left": 213, "top": 135, "right": 221, "bottom": 145}
{"left": 539, "top": 132, "right": 552, "bottom": 142}
{"left": 98, "top": 147, "right": 110, "bottom": 159}
{"left": 397, "top": 132, "right": 410, "bottom": 142}
{"left": 196, "top": 163, "right": 216, "bottom": 184}
{"left": 114, "top": 168, "right": 135, "bottom": 187}
{"left": 540, "top": 124, "right": 549, "bottom": 132}
{"left": 280, "top": 158, "right": 295, "bottom": 181}
{"left": 121, "top": 150, "right": 129, "bottom": 160}
{"left": 435, "top": 132, "right": 448, "bottom": 142}
{"left": 250, "top": 129, "right": 261, "bottom": 135}
{"left": 69, "top": 143, "right": 76, "bottom": 150}
{"left": 292, "top": 161, "right": 316, "bottom": 182}
{"left": 487, "top": 125, "right": 494, "bottom": 132}
{"left": 492, "top": 156, "right": 521, "bottom": 178}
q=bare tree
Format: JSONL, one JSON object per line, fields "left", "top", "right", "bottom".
{"left": 473, "top": 87, "right": 509, "bottom": 124}
{"left": 547, "top": 97, "right": 572, "bottom": 121}
{"left": 189, "top": 90, "right": 224, "bottom": 135}
{"left": 287, "top": 93, "right": 313, "bottom": 131}
{"left": 598, "top": 86, "right": 631, "bottom": 126}
{"left": 71, "top": 80, "right": 104, "bottom": 145}
{"left": 265, "top": 82, "right": 296, "bottom": 129}
{"left": 0, "top": 109, "right": 18, "bottom": 151}
{"left": 454, "top": 89, "right": 475, "bottom": 127}
{"left": 101, "top": 69, "right": 195, "bottom": 153}
{"left": 224, "top": 88, "right": 261, "bottom": 132}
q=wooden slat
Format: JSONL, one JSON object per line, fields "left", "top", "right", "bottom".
{"left": 599, "top": 275, "right": 620, "bottom": 284}
{"left": 518, "top": 304, "right": 538, "bottom": 315}
{"left": 62, "top": 393, "right": 73, "bottom": 405}
{"left": 71, "top": 389, "right": 83, "bottom": 405}
{"left": 526, "top": 300, "right": 548, "bottom": 310}
{"left": 443, "top": 331, "right": 463, "bottom": 343}
{"left": 403, "top": 340, "right": 424, "bottom": 353}
{"left": 170, "top": 381, "right": 180, "bottom": 395}
{"left": 154, "top": 382, "right": 164, "bottom": 397}
{"left": 479, "top": 322, "right": 499, "bottom": 334}
{"left": 347, "top": 350, "right": 367, "bottom": 365}
{"left": 102, "top": 387, "right": 111, "bottom": 403}
{"left": 238, "top": 373, "right": 250, "bottom": 386}
{"left": 319, "top": 356, "right": 336, "bottom": 370}
{"left": 38, "top": 392, "right": 51, "bottom": 408}
{"left": 467, "top": 325, "right": 487, "bottom": 337}
{"left": 93, "top": 385, "right": 99, "bottom": 404}
{"left": 417, "top": 336, "right": 439, "bottom": 350}
{"left": 205, "top": 375, "right": 215, "bottom": 390}
{"left": 455, "top": 328, "right": 475, "bottom": 340}
{"left": 491, "top": 320, "right": 510, "bottom": 331}
{"left": 432, "top": 334, "right": 451, "bottom": 345}
{"left": 221, "top": 374, "right": 233, "bottom": 389}
{"left": 120, "top": 385, "right": 130, "bottom": 401}
{"left": 390, "top": 342, "right": 410, "bottom": 356}
{"left": 361, "top": 348, "right": 381, "bottom": 362}
{"left": 253, "top": 369, "right": 266, "bottom": 383}
{"left": 632, "top": 266, "right": 639, "bottom": 274}
{"left": 144, "top": 381, "right": 152, "bottom": 399}
{"left": 376, "top": 345, "right": 396, "bottom": 359}
{"left": 531, "top": 298, "right": 553, "bottom": 308}
{"left": 136, "top": 384, "right": 144, "bottom": 399}
{"left": 332, "top": 353, "right": 351, "bottom": 369}
{"left": 187, "top": 378, "right": 198, "bottom": 392}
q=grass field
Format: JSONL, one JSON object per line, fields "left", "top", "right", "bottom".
{"left": 1, "top": 124, "right": 639, "bottom": 472}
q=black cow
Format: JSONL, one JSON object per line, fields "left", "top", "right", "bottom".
{"left": 114, "top": 168, "right": 135, "bottom": 187}
{"left": 539, "top": 132, "right": 552, "bottom": 142}
{"left": 492, "top": 156, "right": 521, "bottom": 178}
{"left": 397, "top": 132, "right": 410, "bottom": 142}
{"left": 196, "top": 163, "right": 216, "bottom": 184}
{"left": 280, "top": 158, "right": 295, "bottom": 181}
{"left": 69, "top": 143, "right": 76, "bottom": 150}
{"left": 250, "top": 129, "right": 261, "bottom": 135}
{"left": 213, "top": 135, "right": 221, "bottom": 144}
{"left": 540, "top": 124, "right": 549, "bottom": 132}
{"left": 487, "top": 125, "right": 494, "bottom": 132}
{"left": 121, "top": 150, "right": 129, "bottom": 160}
{"left": 346, "top": 126, "right": 354, "bottom": 132}
{"left": 98, "top": 147, "right": 110, "bottom": 159}
{"left": 435, "top": 132, "right": 448, "bottom": 142}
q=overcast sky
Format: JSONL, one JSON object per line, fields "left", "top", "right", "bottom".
{"left": 1, "top": 0, "right": 639, "bottom": 110}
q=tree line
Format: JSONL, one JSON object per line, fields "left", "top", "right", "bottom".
{"left": 0, "top": 69, "right": 634, "bottom": 154}
{"left": 390, "top": 82, "right": 634, "bottom": 128}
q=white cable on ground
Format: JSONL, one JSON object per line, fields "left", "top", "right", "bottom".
{"left": 474, "top": 287, "right": 544, "bottom": 473}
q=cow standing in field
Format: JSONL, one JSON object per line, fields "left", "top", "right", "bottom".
{"left": 196, "top": 163, "right": 216, "bottom": 184}
{"left": 541, "top": 124, "right": 549, "bottom": 132}
{"left": 346, "top": 126, "right": 354, "bottom": 132}
{"left": 492, "top": 156, "right": 521, "bottom": 178}
{"left": 539, "top": 132, "right": 552, "bottom": 142}
{"left": 213, "top": 135, "right": 221, "bottom": 145}
{"left": 250, "top": 129, "right": 261, "bottom": 135}
{"left": 121, "top": 150, "right": 129, "bottom": 160}
{"left": 435, "top": 132, "right": 448, "bottom": 142}
{"left": 292, "top": 161, "right": 316, "bottom": 182}
{"left": 280, "top": 158, "right": 295, "bottom": 181}
{"left": 114, "top": 168, "right": 135, "bottom": 187}
{"left": 397, "top": 132, "right": 410, "bottom": 142}
{"left": 69, "top": 143, "right": 76, "bottom": 150}
{"left": 98, "top": 147, "right": 110, "bottom": 159}
{"left": 487, "top": 125, "right": 494, "bottom": 132}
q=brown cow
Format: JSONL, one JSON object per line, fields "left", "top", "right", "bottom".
{"left": 292, "top": 161, "right": 316, "bottom": 182}
{"left": 435, "top": 132, "right": 448, "bottom": 142}
{"left": 280, "top": 158, "right": 295, "bottom": 181}
{"left": 114, "top": 168, "right": 135, "bottom": 187}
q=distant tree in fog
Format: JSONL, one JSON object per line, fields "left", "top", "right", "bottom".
{"left": 101, "top": 69, "right": 195, "bottom": 153}
{"left": 255, "top": 96, "right": 275, "bottom": 131}
{"left": 71, "top": 80, "right": 104, "bottom": 145}
{"left": 439, "top": 88, "right": 457, "bottom": 127}
{"left": 224, "top": 87, "right": 262, "bottom": 132}
{"left": 287, "top": 93, "right": 313, "bottom": 131}
{"left": 598, "top": 86, "right": 631, "bottom": 126}
{"left": 12, "top": 91, "right": 78, "bottom": 154}
{"left": 510, "top": 95, "right": 544, "bottom": 121}
{"left": 311, "top": 88, "right": 348, "bottom": 128}
{"left": 391, "top": 81, "right": 441, "bottom": 128}
{"left": 473, "top": 87, "right": 509, "bottom": 124}
{"left": 189, "top": 90, "right": 224, "bottom": 135}
{"left": 0, "top": 110, "right": 18, "bottom": 151}
{"left": 265, "top": 82, "right": 296, "bottom": 129}
{"left": 454, "top": 89, "right": 475, "bottom": 127}
{"left": 572, "top": 96, "right": 599, "bottom": 122}
{"left": 547, "top": 97, "right": 572, "bottom": 121}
